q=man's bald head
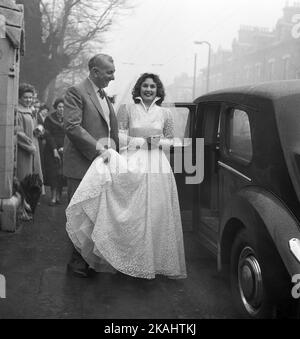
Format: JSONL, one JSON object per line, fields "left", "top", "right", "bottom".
{"left": 88, "top": 53, "right": 115, "bottom": 89}
{"left": 88, "top": 54, "right": 114, "bottom": 71}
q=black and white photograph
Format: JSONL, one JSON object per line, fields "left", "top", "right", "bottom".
{"left": 0, "top": 0, "right": 300, "bottom": 322}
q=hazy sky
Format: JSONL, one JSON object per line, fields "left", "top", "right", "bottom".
{"left": 101, "top": 0, "right": 287, "bottom": 103}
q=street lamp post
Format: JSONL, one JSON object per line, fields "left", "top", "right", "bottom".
{"left": 194, "top": 40, "right": 212, "bottom": 93}
{"left": 192, "top": 53, "right": 197, "bottom": 100}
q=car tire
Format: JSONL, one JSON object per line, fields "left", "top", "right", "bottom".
{"left": 230, "top": 229, "right": 278, "bottom": 319}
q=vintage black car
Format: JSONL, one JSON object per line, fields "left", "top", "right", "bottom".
{"left": 171, "top": 80, "right": 300, "bottom": 318}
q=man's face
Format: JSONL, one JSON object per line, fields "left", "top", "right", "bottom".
{"left": 92, "top": 59, "right": 115, "bottom": 89}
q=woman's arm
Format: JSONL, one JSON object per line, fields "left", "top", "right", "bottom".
{"left": 159, "top": 109, "right": 174, "bottom": 149}
{"left": 44, "top": 118, "right": 62, "bottom": 161}
{"left": 44, "top": 117, "right": 58, "bottom": 151}
{"left": 117, "top": 104, "right": 146, "bottom": 150}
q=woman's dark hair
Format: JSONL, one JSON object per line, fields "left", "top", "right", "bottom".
{"left": 18, "top": 83, "right": 35, "bottom": 99}
{"left": 132, "top": 73, "right": 165, "bottom": 105}
{"left": 39, "top": 104, "right": 49, "bottom": 112}
{"left": 53, "top": 98, "right": 64, "bottom": 109}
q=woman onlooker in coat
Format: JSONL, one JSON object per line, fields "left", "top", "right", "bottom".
{"left": 35, "top": 104, "right": 49, "bottom": 180}
{"left": 44, "top": 98, "right": 66, "bottom": 206}
{"left": 16, "top": 83, "right": 37, "bottom": 182}
{"left": 15, "top": 83, "right": 37, "bottom": 221}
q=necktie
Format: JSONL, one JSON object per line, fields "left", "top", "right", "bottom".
{"left": 98, "top": 89, "right": 105, "bottom": 99}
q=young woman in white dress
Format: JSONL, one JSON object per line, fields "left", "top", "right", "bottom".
{"left": 66, "top": 73, "right": 187, "bottom": 279}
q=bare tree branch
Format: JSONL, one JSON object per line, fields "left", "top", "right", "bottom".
{"left": 40, "top": 1, "right": 54, "bottom": 35}
{"left": 18, "top": 0, "right": 133, "bottom": 100}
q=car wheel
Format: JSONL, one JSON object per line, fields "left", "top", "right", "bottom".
{"left": 230, "top": 229, "right": 277, "bottom": 318}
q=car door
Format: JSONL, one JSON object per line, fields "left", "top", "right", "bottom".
{"left": 164, "top": 103, "right": 198, "bottom": 232}
{"left": 218, "top": 104, "right": 254, "bottom": 213}
{"left": 194, "top": 102, "right": 223, "bottom": 255}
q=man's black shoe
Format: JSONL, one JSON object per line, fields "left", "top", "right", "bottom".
{"left": 87, "top": 267, "right": 97, "bottom": 278}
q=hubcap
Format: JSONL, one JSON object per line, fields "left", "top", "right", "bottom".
{"left": 238, "top": 247, "right": 264, "bottom": 316}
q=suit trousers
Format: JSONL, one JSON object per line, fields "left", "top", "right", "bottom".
{"left": 67, "top": 177, "right": 87, "bottom": 269}
{"left": 67, "top": 177, "right": 81, "bottom": 203}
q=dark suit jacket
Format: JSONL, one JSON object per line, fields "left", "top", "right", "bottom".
{"left": 63, "top": 78, "right": 119, "bottom": 179}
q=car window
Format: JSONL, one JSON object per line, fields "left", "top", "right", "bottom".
{"left": 227, "top": 108, "right": 253, "bottom": 163}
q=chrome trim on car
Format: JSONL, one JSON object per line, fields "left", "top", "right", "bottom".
{"left": 289, "top": 238, "right": 300, "bottom": 263}
{"left": 218, "top": 161, "right": 252, "bottom": 182}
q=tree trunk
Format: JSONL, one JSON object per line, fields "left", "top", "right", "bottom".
{"left": 16, "top": 0, "right": 43, "bottom": 91}
{"left": 16, "top": 0, "right": 68, "bottom": 99}
{"left": 44, "top": 77, "right": 57, "bottom": 107}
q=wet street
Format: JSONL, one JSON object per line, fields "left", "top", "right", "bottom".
{"left": 0, "top": 191, "right": 239, "bottom": 319}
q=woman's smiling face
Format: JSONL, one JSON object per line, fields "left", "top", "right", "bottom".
{"left": 56, "top": 103, "right": 64, "bottom": 119}
{"left": 140, "top": 78, "right": 157, "bottom": 105}
{"left": 20, "top": 91, "right": 34, "bottom": 108}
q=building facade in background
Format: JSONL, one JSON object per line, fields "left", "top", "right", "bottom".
{"left": 167, "top": 3, "right": 300, "bottom": 101}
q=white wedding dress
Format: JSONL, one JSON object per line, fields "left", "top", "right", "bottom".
{"left": 66, "top": 99, "right": 187, "bottom": 279}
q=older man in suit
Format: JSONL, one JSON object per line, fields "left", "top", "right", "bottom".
{"left": 63, "top": 53, "right": 119, "bottom": 277}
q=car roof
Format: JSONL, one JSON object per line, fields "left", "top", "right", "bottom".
{"left": 194, "top": 80, "right": 300, "bottom": 105}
